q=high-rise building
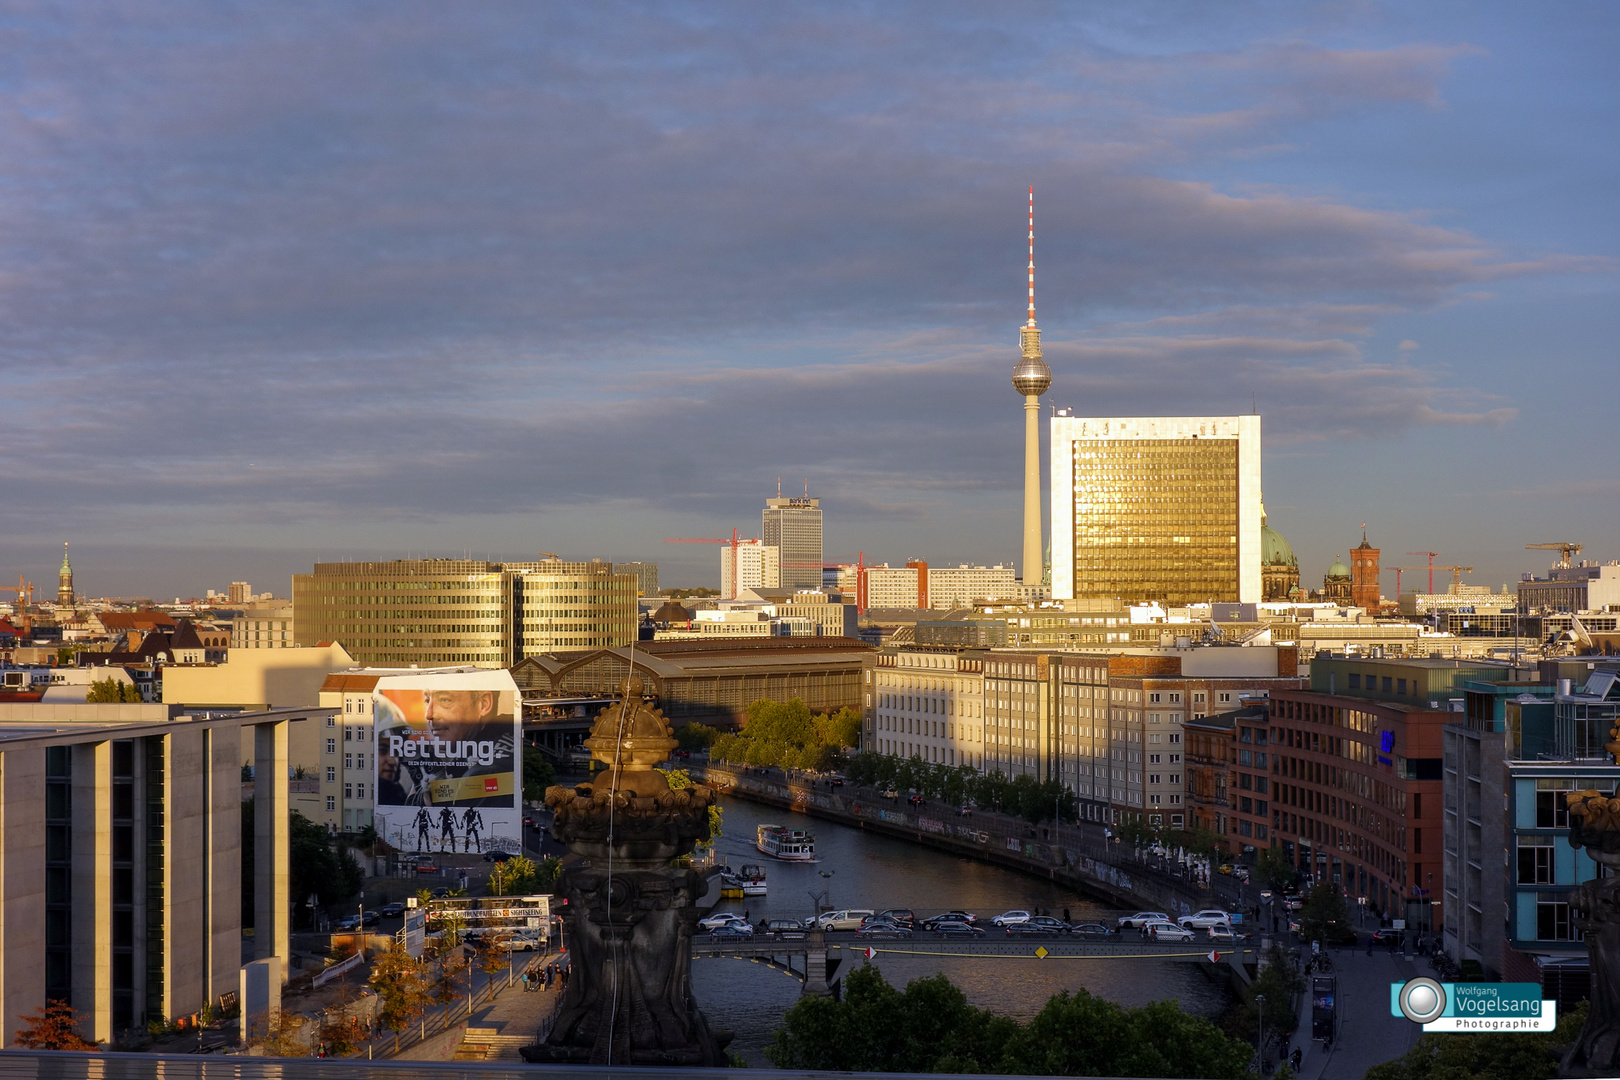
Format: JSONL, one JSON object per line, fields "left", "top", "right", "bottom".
{"left": 292, "top": 559, "right": 636, "bottom": 667}
{"left": 616, "top": 561, "right": 659, "bottom": 597}
{"left": 1050, "top": 415, "right": 1262, "bottom": 604}
{"left": 1012, "top": 187, "right": 1051, "bottom": 586}
{"left": 228, "top": 580, "right": 252, "bottom": 604}
{"left": 719, "top": 540, "right": 779, "bottom": 598}
{"left": 763, "top": 490, "right": 823, "bottom": 590}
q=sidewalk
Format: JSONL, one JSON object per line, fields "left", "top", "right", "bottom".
{"left": 1287, "top": 944, "right": 1425, "bottom": 1079}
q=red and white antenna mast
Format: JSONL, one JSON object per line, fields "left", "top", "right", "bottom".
{"left": 1027, "top": 186, "right": 1036, "bottom": 328}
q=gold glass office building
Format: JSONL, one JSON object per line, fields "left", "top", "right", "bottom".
{"left": 1049, "top": 416, "right": 1262, "bottom": 605}
{"left": 293, "top": 559, "right": 637, "bottom": 667}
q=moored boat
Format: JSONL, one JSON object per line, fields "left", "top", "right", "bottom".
{"left": 756, "top": 824, "right": 815, "bottom": 861}
{"left": 737, "top": 864, "right": 768, "bottom": 895}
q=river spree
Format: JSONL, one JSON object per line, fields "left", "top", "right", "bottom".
{"left": 690, "top": 794, "right": 1232, "bottom": 1066}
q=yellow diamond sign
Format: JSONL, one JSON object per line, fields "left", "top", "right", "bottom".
{"left": 1034, "top": 946, "right": 1049, "bottom": 959}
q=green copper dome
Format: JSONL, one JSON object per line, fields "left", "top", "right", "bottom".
{"left": 1261, "top": 520, "right": 1297, "bottom": 568}
{"left": 1326, "top": 556, "right": 1351, "bottom": 580}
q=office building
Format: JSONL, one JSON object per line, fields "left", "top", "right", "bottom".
{"left": 867, "top": 646, "right": 986, "bottom": 769}
{"left": 231, "top": 603, "right": 295, "bottom": 649}
{"left": 837, "top": 562, "right": 1034, "bottom": 610}
{"left": 0, "top": 705, "right": 303, "bottom": 1044}
{"left": 292, "top": 559, "right": 637, "bottom": 668}
{"left": 719, "top": 541, "right": 779, "bottom": 598}
{"left": 762, "top": 492, "right": 823, "bottom": 590}
{"left": 1013, "top": 188, "right": 1051, "bottom": 586}
{"left": 1518, "top": 562, "right": 1620, "bottom": 613}
{"left": 616, "top": 562, "right": 659, "bottom": 597}
{"left": 1050, "top": 415, "right": 1262, "bottom": 605}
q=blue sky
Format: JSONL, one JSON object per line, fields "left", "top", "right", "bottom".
{"left": 1, "top": 1, "right": 1615, "bottom": 599}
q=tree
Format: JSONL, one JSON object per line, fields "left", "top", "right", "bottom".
{"left": 675, "top": 722, "right": 721, "bottom": 752}
{"left": 369, "top": 941, "right": 432, "bottom": 1036}
{"left": 1255, "top": 845, "right": 1298, "bottom": 892}
{"left": 247, "top": 1009, "right": 308, "bottom": 1057}
{"left": 1223, "top": 945, "right": 1305, "bottom": 1044}
{"left": 707, "top": 698, "right": 860, "bottom": 771}
{"left": 1298, "top": 879, "right": 1356, "bottom": 946}
{"left": 1003, "top": 988, "right": 1253, "bottom": 1079}
{"left": 288, "top": 810, "right": 363, "bottom": 915}
{"left": 86, "top": 676, "right": 140, "bottom": 703}
{"left": 316, "top": 995, "right": 372, "bottom": 1058}
{"left": 1364, "top": 1000, "right": 1587, "bottom": 1080}
{"left": 13, "top": 999, "right": 98, "bottom": 1050}
{"left": 522, "top": 745, "right": 555, "bottom": 803}
{"left": 659, "top": 767, "right": 722, "bottom": 846}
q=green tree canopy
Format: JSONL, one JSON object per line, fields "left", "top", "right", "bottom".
{"left": 1364, "top": 1000, "right": 1587, "bottom": 1080}
{"left": 86, "top": 676, "right": 140, "bottom": 703}
{"left": 1298, "top": 879, "right": 1357, "bottom": 945}
{"left": 522, "top": 745, "right": 555, "bottom": 802}
{"left": 1255, "top": 845, "right": 1298, "bottom": 892}
{"left": 710, "top": 698, "right": 859, "bottom": 771}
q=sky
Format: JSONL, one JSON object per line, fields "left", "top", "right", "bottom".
{"left": 1, "top": 1, "right": 1616, "bottom": 600}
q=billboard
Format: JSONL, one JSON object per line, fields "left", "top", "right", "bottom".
{"left": 372, "top": 670, "right": 522, "bottom": 856}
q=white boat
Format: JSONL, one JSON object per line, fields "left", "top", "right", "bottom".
{"left": 737, "top": 864, "right": 768, "bottom": 895}
{"left": 757, "top": 824, "right": 815, "bottom": 862}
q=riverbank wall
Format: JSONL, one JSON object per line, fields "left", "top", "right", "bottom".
{"left": 694, "top": 765, "right": 1231, "bottom": 921}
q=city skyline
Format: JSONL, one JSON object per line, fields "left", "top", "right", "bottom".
{"left": 2, "top": 4, "right": 1616, "bottom": 598}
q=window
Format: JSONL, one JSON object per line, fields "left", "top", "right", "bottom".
{"left": 1170, "top": 773, "right": 1181, "bottom": 784}
{"left": 343, "top": 784, "right": 352, "bottom": 799}
{"left": 344, "top": 727, "right": 352, "bottom": 742}
{"left": 1518, "top": 838, "right": 1555, "bottom": 884}
{"left": 325, "top": 767, "right": 335, "bottom": 782}
{"left": 326, "top": 716, "right": 336, "bottom": 727}
{"left": 326, "top": 796, "right": 335, "bottom": 811}
{"left": 356, "top": 784, "right": 366, "bottom": 800}
{"left": 1382, "top": 677, "right": 1393, "bottom": 692}
{"left": 344, "top": 754, "right": 353, "bottom": 770}
{"left": 1150, "top": 693, "right": 1161, "bottom": 703}
{"left": 1219, "top": 693, "right": 1232, "bottom": 704}
{"left": 1348, "top": 674, "right": 1361, "bottom": 689}
{"left": 1397, "top": 679, "right": 1407, "bottom": 695}
{"left": 1240, "top": 797, "right": 1252, "bottom": 813}
{"left": 1413, "top": 828, "right": 1422, "bottom": 854}
{"left": 1537, "top": 900, "right": 1575, "bottom": 941}
{"left": 1537, "top": 789, "right": 1571, "bottom": 830}
{"left": 1169, "top": 733, "right": 1181, "bottom": 744}
{"left": 1150, "top": 774, "right": 1161, "bottom": 785}
{"left": 326, "top": 738, "right": 336, "bottom": 754}
{"left": 1149, "top": 754, "right": 1161, "bottom": 764}
{"left": 1169, "top": 754, "right": 1181, "bottom": 764}
{"left": 1255, "top": 776, "right": 1268, "bottom": 794}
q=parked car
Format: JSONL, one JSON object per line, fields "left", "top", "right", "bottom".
{"left": 698, "top": 912, "right": 750, "bottom": 931}
{"left": 334, "top": 914, "right": 362, "bottom": 931}
{"left": 1071, "top": 922, "right": 1113, "bottom": 937}
{"left": 710, "top": 922, "right": 754, "bottom": 938}
{"left": 856, "top": 918, "right": 912, "bottom": 938}
{"left": 1283, "top": 894, "right": 1305, "bottom": 911}
{"left": 483, "top": 849, "right": 517, "bottom": 862}
{"left": 921, "top": 910, "right": 977, "bottom": 929}
{"left": 957, "top": 805, "right": 974, "bottom": 817}
{"left": 764, "top": 919, "right": 806, "bottom": 938}
{"left": 1006, "top": 916, "right": 1071, "bottom": 935}
{"left": 1117, "top": 911, "right": 1170, "bottom": 929}
{"left": 1178, "top": 909, "right": 1234, "bottom": 930}
{"left": 1144, "top": 921, "right": 1194, "bottom": 942}
{"left": 930, "top": 919, "right": 984, "bottom": 936}
{"left": 991, "top": 910, "right": 1033, "bottom": 927}
{"left": 876, "top": 908, "right": 917, "bottom": 926}
{"left": 360, "top": 909, "right": 381, "bottom": 927}
{"left": 381, "top": 902, "right": 406, "bottom": 917}
{"left": 815, "top": 909, "right": 877, "bottom": 931}
{"left": 1206, "top": 925, "right": 1237, "bottom": 943}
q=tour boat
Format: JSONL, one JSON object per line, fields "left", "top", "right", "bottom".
{"left": 756, "top": 824, "right": 815, "bottom": 862}
{"left": 736, "top": 864, "right": 768, "bottom": 895}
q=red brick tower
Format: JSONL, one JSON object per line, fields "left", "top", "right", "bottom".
{"left": 1351, "top": 528, "right": 1380, "bottom": 611}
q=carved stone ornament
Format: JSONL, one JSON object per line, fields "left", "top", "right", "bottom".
{"left": 1560, "top": 783, "right": 1620, "bottom": 1077}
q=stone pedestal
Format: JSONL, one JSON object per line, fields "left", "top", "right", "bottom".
{"left": 521, "top": 691, "right": 727, "bottom": 1067}
{"left": 1560, "top": 790, "right": 1620, "bottom": 1077}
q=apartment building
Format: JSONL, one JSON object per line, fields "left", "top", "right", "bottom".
{"left": 867, "top": 646, "right": 985, "bottom": 768}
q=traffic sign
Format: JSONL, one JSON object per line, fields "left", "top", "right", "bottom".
{"left": 862, "top": 946, "right": 876, "bottom": 960}
{"left": 1207, "top": 950, "right": 1221, "bottom": 963}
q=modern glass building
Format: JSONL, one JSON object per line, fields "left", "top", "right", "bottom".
{"left": 762, "top": 494, "right": 823, "bottom": 590}
{"left": 1049, "top": 415, "right": 1262, "bottom": 604}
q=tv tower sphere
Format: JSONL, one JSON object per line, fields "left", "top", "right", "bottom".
{"left": 1012, "top": 348, "right": 1051, "bottom": 397}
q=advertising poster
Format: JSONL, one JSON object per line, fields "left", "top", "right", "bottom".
{"left": 372, "top": 670, "right": 522, "bottom": 856}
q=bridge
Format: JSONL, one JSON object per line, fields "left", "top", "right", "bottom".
{"left": 690, "top": 931, "right": 1269, "bottom": 995}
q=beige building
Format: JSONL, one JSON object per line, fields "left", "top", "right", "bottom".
{"left": 231, "top": 603, "right": 295, "bottom": 649}
{"left": 162, "top": 643, "right": 355, "bottom": 711}
{"left": 720, "top": 540, "right": 779, "bottom": 599}
{"left": 293, "top": 558, "right": 637, "bottom": 668}
{"left": 0, "top": 706, "right": 302, "bottom": 1044}
{"left": 867, "top": 646, "right": 985, "bottom": 768}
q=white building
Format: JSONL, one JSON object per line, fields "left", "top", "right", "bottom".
{"left": 720, "top": 540, "right": 779, "bottom": 599}
{"left": 1518, "top": 562, "right": 1620, "bottom": 613}
{"left": 1050, "top": 414, "right": 1262, "bottom": 605}
{"left": 867, "top": 647, "right": 985, "bottom": 768}
{"left": 835, "top": 562, "right": 1039, "bottom": 609}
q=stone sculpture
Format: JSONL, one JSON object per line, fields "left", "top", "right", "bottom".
{"left": 1561, "top": 778, "right": 1620, "bottom": 1076}
{"left": 522, "top": 682, "right": 727, "bottom": 1066}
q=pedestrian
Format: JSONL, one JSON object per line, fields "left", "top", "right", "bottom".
{"left": 1063, "top": 907, "right": 1070, "bottom": 923}
{"left": 743, "top": 908, "right": 749, "bottom": 921}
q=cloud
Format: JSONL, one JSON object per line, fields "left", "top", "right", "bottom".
{"left": 1398, "top": 339, "right": 1421, "bottom": 350}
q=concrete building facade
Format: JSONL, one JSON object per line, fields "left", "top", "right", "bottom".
{"left": 0, "top": 707, "right": 301, "bottom": 1045}
{"left": 1049, "top": 415, "right": 1262, "bottom": 605}
{"left": 868, "top": 646, "right": 985, "bottom": 769}
{"left": 1518, "top": 562, "right": 1620, "bottom": 613}
{"left": 720, "top": 541, "right": 779, "bottom": 598}
{"left": 762, "top": 494, "right": 823, "bottom": 591}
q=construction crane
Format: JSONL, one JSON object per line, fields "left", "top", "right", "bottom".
{"left": 537, "top": 551, "right": 561, "bottom": 560}
{"left": 662, "top": 529, "right": 747, "bottom": 600}
{"left": 1406, "top": 552, "right": 1441, "bottom": 594}
{"left": 1527, "top": 542, "right": 1582, "bottom": 569}
{"left": 0, "top": 575, "right": 35, "bottom": 633}
{"left": 1390, "top": 564, "right": 1474, "bottom": 595}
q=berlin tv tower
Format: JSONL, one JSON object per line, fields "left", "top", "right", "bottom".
{"left": 1012, "top": 187, "right": 1051, "bottom": 586}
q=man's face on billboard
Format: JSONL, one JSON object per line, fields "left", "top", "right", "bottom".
{"left": 423, "top": 689, "right": 496, "bottom": 733}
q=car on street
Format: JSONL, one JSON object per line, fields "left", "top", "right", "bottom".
{"left": 1288, "top": 918, "right": 1302, "bottom": 935}
{"left": 381, "top": 902, "right": 405, "bottom": 917}
{"left": 1369, "top": 928, "right": 1404, "bottom": 947}
{"left": 334, "top": 914, "right": 362, "bottom": 931}
{"left": 709, "top": 922, "right": 754, "bottom": 938}
{"left": 1206, "top": 925, "right": 1237, "bottom": 943}
{"left": 1005, "top": 916, "right": 1071, "bottom": 935}
{"left": 856, "top": 918, "right": 912, "bottom": 938}
{"left": 1178, "top": 909, "right": 1233, "bottom": 930}
{"left": 921, "top": 910, "right": 977, "bottom": 929}
{"left": 1117, "top": 911, "right": 1170, "bottom": 929}
{"left": 698, "top": 912, "right": 750, "bottom": 932}
{"left": 876, "top": 908, "right": 917, "bottom": 926}
{"left": 930, "top": 919, "right": 984, "bottom": 936}
{"left": 991, "top": 910, "right": 1033, "bottom": 927}
{"left": 814, "top": 909, "right": 877, "bottom": 931}
{"left": 483, "top": 849, "right": 517, "bottom": 862}
{"left": 1070, "top": 922, "right": 1113, "bottom": 937}
{"left": 1283, "top": 894, "right": 1304, "bottom": 910}
{"left": 1143, "top": 921, "right": 1194, "bottom": 942}
{"left": 763, "top": 919, "right": 806, "bottom": 938}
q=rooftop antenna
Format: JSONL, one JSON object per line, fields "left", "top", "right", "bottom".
{"left": 1027, "top": 186, "right": 1036, "bottom": 328}
{"left": 803, "top": 477, "right": 809, "bottom": 498}
{"left": 776, "top": 476, "right": 781, "bottom": 498}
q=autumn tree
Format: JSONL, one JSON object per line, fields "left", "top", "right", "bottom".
{"left": 13, "top": 999, "right": 97, "bottom": 1050}
{"left": 248, "top": 1009, "right": 308, "bottom": 1057}
{"left": 369, "top": 941, "right": 431, "bottom": 1037}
